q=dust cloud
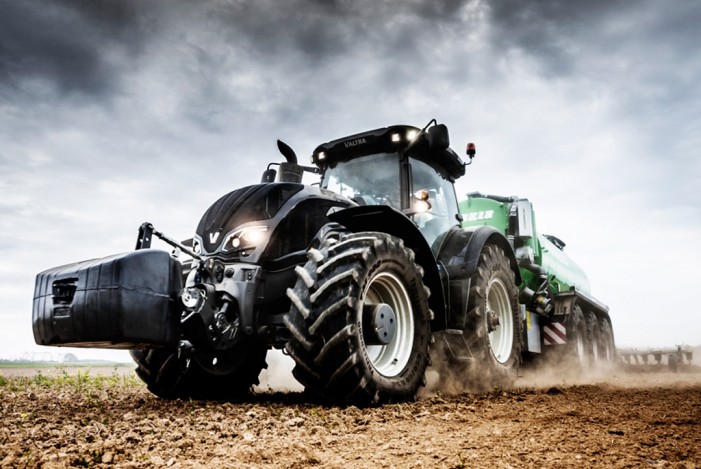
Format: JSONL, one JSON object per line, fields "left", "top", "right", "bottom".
{"left": 254, "top": 344, "right": 701, "bottom": 396}
{"left": 253, "top": 349, "right": 303, "bottom": 393}
{"left": 421, "top": 351, "right": 701, "bottom": 398}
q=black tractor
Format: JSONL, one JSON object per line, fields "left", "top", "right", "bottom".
{"left": 33, "top": 121, "right": 522, "bottom": 405}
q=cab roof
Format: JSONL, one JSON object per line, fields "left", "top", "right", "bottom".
{"left": 311, "top": 124, "right": 466, "bottom": 182}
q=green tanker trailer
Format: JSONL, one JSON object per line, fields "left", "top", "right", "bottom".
{"left": 460, "top": 193, "right": 615, "bottom": 368}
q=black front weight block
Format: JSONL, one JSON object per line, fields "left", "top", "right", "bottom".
{"left": 32, "top": 249, "right": 183, "bottom": 349}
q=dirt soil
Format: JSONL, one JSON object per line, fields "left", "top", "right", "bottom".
{"left": 1, "top": 365, "right": 700, "bottom": 468}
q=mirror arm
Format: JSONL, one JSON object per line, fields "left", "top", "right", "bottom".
{"left": 419, "top": 118, "right": 438, "bottom": 133}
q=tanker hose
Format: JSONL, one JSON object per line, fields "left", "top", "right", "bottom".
{"left": 519, "top": 260, "right": 554, "bottom": 315}
{"left": 519, "top": 259, "right": 548, "bottom": 280}
{"left": 520, "top": 286, "right": 553, "bottom": 315}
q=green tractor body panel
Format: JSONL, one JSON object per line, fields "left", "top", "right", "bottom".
{"left": 459, "top": 194, "right": 591, "bottom": 296}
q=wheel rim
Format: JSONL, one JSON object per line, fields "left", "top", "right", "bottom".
{"left": 486, "top": 278, "right": 514, "bottom": 364}
{"left": 363, "top": 272, "right": 414, "bottom": 377}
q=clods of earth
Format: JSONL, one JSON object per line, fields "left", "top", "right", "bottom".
{"left": 0, "top": 367, "right": 699, "bottom": 468}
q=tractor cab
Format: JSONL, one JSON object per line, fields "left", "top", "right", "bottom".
{"left": 311, "top": 123, "right": 467, "bottom": 248}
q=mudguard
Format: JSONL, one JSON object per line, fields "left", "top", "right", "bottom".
{"left": 438, "top": 225, "right": 520, "bottom": 282}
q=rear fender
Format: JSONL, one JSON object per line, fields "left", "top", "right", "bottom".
{"left": 328, "top": 205, "right": 447, "bottom": 328}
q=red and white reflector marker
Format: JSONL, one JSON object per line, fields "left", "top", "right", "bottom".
{"left": 543, "top": 322, "right": 567, "bottom": 345}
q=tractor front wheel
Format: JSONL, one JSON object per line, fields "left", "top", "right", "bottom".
{"left": 130, "top": 340, "right": 268, "bottom": 400}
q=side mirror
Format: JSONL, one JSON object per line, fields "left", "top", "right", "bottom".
{"left": 427, "top": 124, "right": 450, "bottom": 151}
{"left": 261, "top": 168, "right": 277, "bottom": 183}
{"left": 406, "top": 123, "right": 450, "bottom": 157}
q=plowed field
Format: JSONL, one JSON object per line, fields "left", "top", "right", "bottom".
{"left": 1, "top": 361, "right": 699, "bottom": 468}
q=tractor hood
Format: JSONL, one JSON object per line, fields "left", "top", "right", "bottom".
{"left": 194, "top": 183, "right": 352, "bottom": 264}
{"left": 195, "top": 183, "right": 304, "bottom": 256}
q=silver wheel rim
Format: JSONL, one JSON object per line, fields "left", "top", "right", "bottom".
{"left": 364, "top": 272, "right": 414, "bottom": 377}
{"left": 487, "top": 278, "right": 514, "bottom": 364}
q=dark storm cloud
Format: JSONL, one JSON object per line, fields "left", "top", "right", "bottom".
{"left": 0, "top": 0, "right": 146, "bottom": 97}
{"left": 206, "top": 0, "right": 471, "bottom": 60}
{"left": 488, "top": 0, "right": 701, "bottom": 194}
{"left": 1, "top": 0, "right": 479, "bottom": 102}
{"left": 487, "top": 1, "right": 634, "bottom": 76}
{"left": 487, "top": 0, "right": 701, "bottom": 90}
{"left": 5, "top": 0, "right": 699, "bottom": 107}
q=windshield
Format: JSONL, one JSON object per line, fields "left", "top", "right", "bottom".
{"left": 323, "top": 153, "right": 401, "bottom": 208}
{"left": 321, "top": 152, "right": 459, "bottom": 250}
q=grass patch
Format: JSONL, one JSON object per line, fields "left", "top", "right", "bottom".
{"left": 0, "top": 369, "right": 141, "bottom": 392}
{"left": 0, "top": 360, "right": 132, "bottom": 368}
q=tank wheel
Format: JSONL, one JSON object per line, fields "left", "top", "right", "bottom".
{"left": 130, "top": 341, "right": 268, "bottom": 400}
{"left": 284, "top": 231, "right": 432, "bottom": 406}
{"left": 460, "top": 245, "right": 522, "bottom": 391}
{"left": 566, "top": 305, "right": 589, "bottom": 370}
{"left": 585, "top": 311, "right": 602, "bottom": 369}
{"left": 598, "top": 314, "right": 617, "bottom": 369}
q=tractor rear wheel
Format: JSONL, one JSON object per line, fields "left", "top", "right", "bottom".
{"left": 130, "top": 341, "right": 268, "bottom": 400}
{"left": 284, "top": 231, "right": 432, "bottom": 406}
{"left": 460, "top": 245, "right": 522, "bottom": 391}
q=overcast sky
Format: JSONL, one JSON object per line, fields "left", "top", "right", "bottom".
{"left": 2, "top": 0, "right": 700, "bottom": 361}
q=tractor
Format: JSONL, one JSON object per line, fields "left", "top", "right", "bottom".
{"left": 33, "top": 120, "right": 612, "bottom": 405}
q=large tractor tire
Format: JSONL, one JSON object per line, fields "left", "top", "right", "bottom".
{"left": 458, "top": 245, "right": 522, "bottom": 392}
{"left": 130, "top": 341, "right": 268, "bottom": 400}
{"left": 284, "top": 231, "right": 432, "bottom": 406}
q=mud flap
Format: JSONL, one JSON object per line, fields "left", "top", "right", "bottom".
{"left": 33, "top": 249, "right": 183, "bottom": 348}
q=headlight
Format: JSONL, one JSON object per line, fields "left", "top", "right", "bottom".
{"left": 223, "top": 226, "right": 268, "bottom": 254}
